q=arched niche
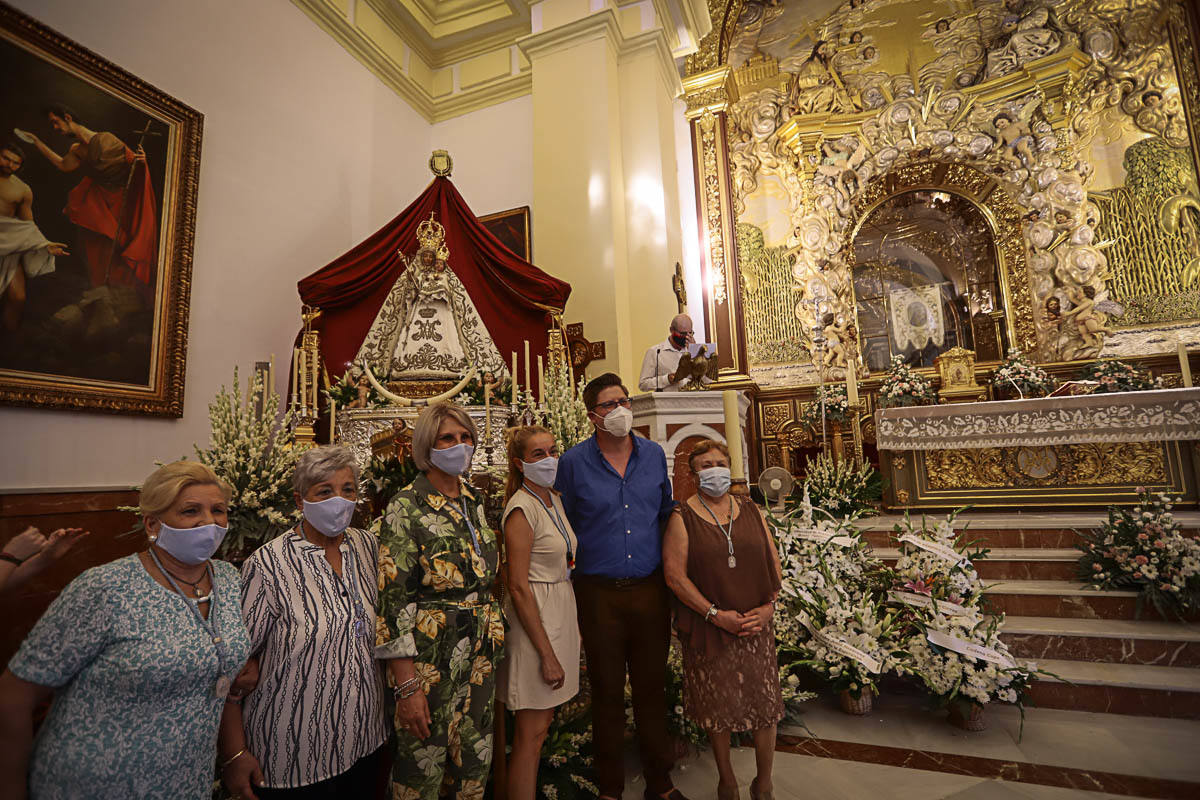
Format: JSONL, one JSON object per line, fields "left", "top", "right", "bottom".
{"left": 849, "top": 161, "right": 1037, "bottom": 369}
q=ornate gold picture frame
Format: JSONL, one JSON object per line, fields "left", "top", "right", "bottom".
{"left": 0, "top": 3, "right": 201, "bottom": 416}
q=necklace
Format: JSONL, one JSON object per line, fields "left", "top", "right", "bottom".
{"left": 435, "top": 486, "right": 481, "bottom": 555}
{"left": 158, "top": 561, "right": 209, "bottom": 600}
{"left": 697, "top": 493, "right": 737, "bottom": 568}
{"left": 147, "top": 547, "right": 232, "bottom": 698}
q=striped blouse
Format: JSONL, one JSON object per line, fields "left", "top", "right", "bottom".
{"left": 239, "top": 527, "right": 387, "bottom": 788}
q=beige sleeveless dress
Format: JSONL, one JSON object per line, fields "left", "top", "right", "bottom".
{"left": 497, "top": 489, "right": 581, "bottom": 710}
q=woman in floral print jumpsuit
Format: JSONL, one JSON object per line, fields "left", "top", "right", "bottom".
{"left": 375, "top": 403, "right": 504, "bottom": 800}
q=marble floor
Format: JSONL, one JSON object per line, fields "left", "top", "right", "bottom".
{"left": 619, "top": 694, "right": 1200, "bottom": 799}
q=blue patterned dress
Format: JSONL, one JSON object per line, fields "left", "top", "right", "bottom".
{"left": 8, "top": 554, "right": 250, "bottom": 800}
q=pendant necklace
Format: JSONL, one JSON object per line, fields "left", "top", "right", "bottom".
{"left": 299, "top": 525, "right": 369, "bottom": 640}
{"left": 149, "top": 547, "right": 233, "bottom": 698}
{"left": 522, "top": 484, "right": 575, "bottom": 571}
{"left": 698, "top": 493, "right": 737, "bottom": 568}
{"left": 158, "top": 562, "right": 210, "bottom": 603}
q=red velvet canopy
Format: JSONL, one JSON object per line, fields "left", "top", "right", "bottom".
{"left": 296, "top": 177, "right": 570, "bottom": 394}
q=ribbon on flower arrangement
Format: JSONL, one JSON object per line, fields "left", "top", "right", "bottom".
{"left": 897, "top": 534, "right": 969, "bottom": 567}
{"left": 925, "top": 630, "right": 1016, "bottom": 668}
{"left": 888, "top": 590, "right": 969, "bottom": 617}
{"left": 793, "top": 527, "right": 857, "bottom": 548}
{"left": 798, "top": 616, "right": 882, "bottom": 673}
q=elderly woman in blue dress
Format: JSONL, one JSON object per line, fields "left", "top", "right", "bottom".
{"left": 0, "top": 460, "right": 250, "bottom": 800}
{"left": 218, "top": 444, "right": 387, "bottom": 800}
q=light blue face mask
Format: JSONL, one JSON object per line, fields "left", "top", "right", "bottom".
{"left": 430, "top": 442, "right": 474, "bottom": 475}
{"left": 303, "top": 496, "right": 357, "bottom": 537}
{"left": 522, "top": 456, "right": 559, "bottom": 488}
{"left": 153, "top": 521, "right": 228, "bottom": 565}
{"left": 697, "top": 466, "right": 732, "bottom": 497}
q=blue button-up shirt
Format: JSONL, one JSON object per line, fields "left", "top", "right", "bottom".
{"left": 555, "top": 433, "right": 676, "bottom": 579}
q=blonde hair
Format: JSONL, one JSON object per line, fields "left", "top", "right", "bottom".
{"left": 411, "top": 402, "right": 478, "bottom": 472}
{"left": 503, "top": 425, "right": 555, "bottom": 502}
{"left": 139, "top": 461, "right": 231, "bottom": 519}
{"left": 687, "top": 439, "right": 730, "bottom": 472}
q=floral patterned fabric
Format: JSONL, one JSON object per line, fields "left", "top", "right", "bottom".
{"left": 9, "top": 555, "right": 250, "bottom": 800}
{"left": 374, "top": 471, "right": 503, "bottom": 799}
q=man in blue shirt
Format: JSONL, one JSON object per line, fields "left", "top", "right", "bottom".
{"left": 556, "top": 373, "right": 688, "bottom": 800}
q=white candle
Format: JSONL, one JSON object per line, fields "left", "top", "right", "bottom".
{"left": 484, "top": 383, "right": 492, "bottom": 442}
{"left": 298, "top": 350, "right": 307, "bottom": 415}
{"left": 723, "top": 389, "right": 744, "bottom": 480}
{"left": 268, "top": 354, "right": 275, "bottom": 401}
{"left": 537, "top": 355, "right": 545, "bottom": 405}
{"left": 846, "top": 358, "right": 859, "bottom": 406}
{"left": 523, "top": 340, "right": 531, "bottom": 400}
{"left": 292, "top": 349, "right": 299, "bottom": 410}
{"left": 511, "top": 351, "right": 518, "bottom": 406}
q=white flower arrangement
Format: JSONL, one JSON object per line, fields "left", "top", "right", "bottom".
{"left": 991, "top": 349, "right": 1054, "bottom": 397}
{"left": 876, "top": 355, "right": 936, "bottom": 409}
{"left": 193, "top": 366, "right": 301, "bottom": 560}
{"left": 799, "top": 383, "right": 851, "bottom": 427}
{"left": 540, "top": 357, "right": 591, "bottom": 451}
{"left": 800, "top": 451, "right": 883, "bottom": 520}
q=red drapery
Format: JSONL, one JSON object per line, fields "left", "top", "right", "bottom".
{"left": 296, "top": 177, "right": 570, "bottom": 394}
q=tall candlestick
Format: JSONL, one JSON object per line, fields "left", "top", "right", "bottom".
{"left": 537, "top": 355, "right": 545, "bottom": 405}
{"left": 846, "top": 358, "right": 859, "bottom": 406}
{"left": 298, "top": 350, "right": 308, "bottom": 416}
{"left": 311, "top": 354, "right": 320, "bottom": 413}
{"left": 511, "top": 352, "right": 518, "bottom": 406}
{"left": 523, "top": 340, "right": 531, "bottom": 400}
{"left": 1179, "top": 342, "right": 1193, "bottom": 388}
{"left": 484, "top": 383, "right": 492, "bottom": 442}
{"left": 723, "top": 389, "right": 745, "bottom": 480}
{"left": 292, "top": 349, "right": 299, "bottom": 410}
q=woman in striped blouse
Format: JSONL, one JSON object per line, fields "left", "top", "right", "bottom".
{"left": 218, "top": 445, "right": 387, "bottom": 799}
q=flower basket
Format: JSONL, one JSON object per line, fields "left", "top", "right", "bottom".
{"left": 948, "top": 700, "right": 987, "bottom": 731}
{"left": 838, "top": 689, "right": 873, "bottom": 715}
{"left": 991, "top": 349, "right": 1053, "bottom": 399}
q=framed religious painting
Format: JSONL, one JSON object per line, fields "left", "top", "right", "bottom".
{"left": 0, "top": 3, "right": 200, "bottom": 416}
{"left": 479, "top": 206, "right": 531, "bottom": 261}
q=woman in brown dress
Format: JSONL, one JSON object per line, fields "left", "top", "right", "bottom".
{"left": 663, "top": 439, "right": 783, "bottom": 800}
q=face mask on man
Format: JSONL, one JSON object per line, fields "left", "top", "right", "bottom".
{"left": 153, "top": 522, "right": 228, "bottom": 565}
{"left": 302, "top": 496, "right": 357, "bottom": 537}
{"left": 430, "top": 442, "right": 474, "bottom": 475}
{"left": 522, "top": 456, "right": 559, "bottom": 488}
{"left": 598, "top": 405, "right": 633, "bottom": 438}
{"left": 697, "top": 466, "right": 732, "bottom": 497}
{"left": 670, "top": 332, "right": 688, "bottom": 348}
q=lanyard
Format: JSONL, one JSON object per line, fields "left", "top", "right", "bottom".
{"left": 522, "top": 484, "right": 575, "bottom": 570}
{"left": 299, "top": 527, "right": 370, "bottom": 639}
{"left": 697, "top": 494, "right": 737, "bottom": 569}
{"left": 439, "top": 491, "right": 481, "bottom": 555}
{"left": 148, "top": 548, "right": 234, "bottom": 686}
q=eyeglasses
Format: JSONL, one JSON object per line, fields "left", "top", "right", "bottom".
{"left": 591, "top": 398, "right": 632, "bottom": 412}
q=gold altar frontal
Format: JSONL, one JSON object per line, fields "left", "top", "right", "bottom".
{"left": 882, "top": 442, "right": 1197, "bottom": 510}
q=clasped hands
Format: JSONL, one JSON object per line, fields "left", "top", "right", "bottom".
{"left": 711, "top": 602, "right": 773, "bottom": 637}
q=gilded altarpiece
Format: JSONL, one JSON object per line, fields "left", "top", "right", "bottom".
{"left": 683, "top": 0, "right": 1200, "bottom": 501}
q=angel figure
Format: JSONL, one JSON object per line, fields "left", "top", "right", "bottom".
{"left": 347, "top": 372, "right": 373, "bottom": 409}
{"left": 787, "top": 41, "right": 860, "bottom": 115}
{"left": 816, "top": 137, "right": 867, "bottom": 211}
{"left": 992, "top": 112, "right": 1036, "bottom": 170}
{"left": 1062, "top": 285, "right": 1115, "bottom": 348}
{"left": 817, "top": 312, "right": 853, "bottom": 371}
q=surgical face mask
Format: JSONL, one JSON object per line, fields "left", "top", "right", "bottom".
{"left": 670, "top": 332, "right": 688, "bottom": 348}
{"left": 600, "top": 405, "right": 633, "bottom": 438}
{"left": 697, "top": 466, "right": 732, "bottom": 497}
{"left": 430, "top": 442, "right": 474, "bottom": 475}
{"left": 522, "top": 456, "right": 559, "bottom": 488}
{"left": 303, "top": 495, "right": 357, "bottom": 537}
{"left": 153, "top": 522, "right": 227, "bottom": 565}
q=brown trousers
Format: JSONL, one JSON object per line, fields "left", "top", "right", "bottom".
{"left": 574, "top": 572, "right": 675, "bottom": 797}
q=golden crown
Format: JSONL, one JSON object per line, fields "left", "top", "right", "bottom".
{"left": 416, "top": 212, "right": 445, "bottom": 252}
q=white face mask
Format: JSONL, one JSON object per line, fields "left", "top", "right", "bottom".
{"left": 522, "top": 456, "right": 559, "bottom": 488}
{"left": 302, "top": 496, "right": 357, "bottom": 537}
{"left": 697, "top": 466, "right": 732, "bottom": 497}
{"left": 153, "top": 522, "right": 228, "bottom": 565}
{"left": 430, "top": 442, "right": 474, "bottom": 475}
{"left": 599, "top": 405, "right": 633, "bottom": 438}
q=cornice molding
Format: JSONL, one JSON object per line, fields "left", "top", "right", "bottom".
{"left": 518, "top": 8, "right": 682, "bottom": 97}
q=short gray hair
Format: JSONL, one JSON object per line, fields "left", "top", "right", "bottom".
{"left": 293, "top": 444, "right": 360, "bottom": 495}
{"left": 411, "top": 402, "right": 477, "bottom": 472}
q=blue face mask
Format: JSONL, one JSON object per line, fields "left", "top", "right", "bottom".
{"left": 430, "top": 442, "right": 474, "bottom": 475}
{"left": 153, "top": 521, "right": 227, "bottom": 565}
{"left": 303, "top": 496, "right": 357, "bottom": 537}
{"left": 522, "top": 456, "right": 559, "bottom": 488}
{"left": 697, "top": 466, "right": 732, "bottom": 497}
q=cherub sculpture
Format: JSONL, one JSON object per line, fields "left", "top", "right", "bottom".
{"left": 1062, "top": 285, "right": 1116, "bottom": 348}
{"left": 347, "top": 372, "right": 373, "bottom": 409}
{"left": 817, "top": 137, "right": 868, "bottom": 212}
{"left": 993, "top": 111, "right": 1036, "bottom": 170}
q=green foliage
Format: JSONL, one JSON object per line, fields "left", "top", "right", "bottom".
{"left": 991, "top": 349, "right": 1054, "bottom": 398}
{"left": 794, "top": 452, "right": 883, "bottom": 519}
{"left": 799, "top": 384, "right": 850, "bottom": 427}
{"left": 1078, "top": 359, "right": 1159, "bottom": 393}
{"left": 877, "top": 355, "right": 936, "bottom": 409}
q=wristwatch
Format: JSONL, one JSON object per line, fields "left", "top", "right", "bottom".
{"left": 704, "top": 604, "right": 719, "bottom": 623}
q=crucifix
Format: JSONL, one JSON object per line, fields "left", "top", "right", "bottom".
{"left": 672, "top": 262, "right": 688, "bottom": 313}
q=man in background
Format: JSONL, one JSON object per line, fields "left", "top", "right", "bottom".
{"left": 638, "top": 313, "right": 696, "bottom": 392}
{"left": 0, "top": 141, "right": 67, "bottom": 330}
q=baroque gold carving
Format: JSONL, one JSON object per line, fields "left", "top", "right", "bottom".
{"left": 697, "top": 110, "right": 728, "bottom": 306}
{"left": 762, "top": 402, "right": 792, "bottom": 434}
{"left": 925, "top": 442, "right": 1167, "bottom": 489}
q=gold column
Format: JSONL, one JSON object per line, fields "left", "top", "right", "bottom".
{"left": 683, "top": 65, "right": 751, "bottom": 386}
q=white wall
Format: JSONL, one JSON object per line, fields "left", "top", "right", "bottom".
{"left": 431, "top": 96, "right": 534, "bottom": 220}
{"left": 0, "top": 0, "right": 436, "bottom": 489}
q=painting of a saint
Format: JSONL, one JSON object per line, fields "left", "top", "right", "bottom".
{"left": 0, "top": 5, "right": 200, "bottom": 415}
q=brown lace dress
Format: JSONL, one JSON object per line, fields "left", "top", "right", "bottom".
{"left": 673, "top": 496, "right": 783, "bottom": 732}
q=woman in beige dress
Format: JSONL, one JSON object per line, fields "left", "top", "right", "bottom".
{"left": 498, "top": 425, "right": 581, "bottom": 799}
{"left": 664, "top": 439, "right": 783, "bottom": 800}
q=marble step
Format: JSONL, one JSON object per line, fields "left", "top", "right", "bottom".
{"left": 1029, "top": 658, "right": 1200, "bottom": 719}
{"left": 875, "top": 547, "right": 1080, "bottom": 580}
{"left": 981, "top": 580, "right": 1154, "bottom": 620}
{"left": 1001, "top": 616, "right": 1200, "bottom": 667}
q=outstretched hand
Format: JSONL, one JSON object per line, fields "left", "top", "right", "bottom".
{"left": 40, "top": 528, "right": 89, "bottom": 561}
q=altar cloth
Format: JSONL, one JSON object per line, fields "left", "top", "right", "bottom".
{"left": 875, "top": 388, "right": 1200, "bottom": 451}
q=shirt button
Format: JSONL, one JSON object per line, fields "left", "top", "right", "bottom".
{"left": 624, "top": 504, "right": 629, "bottom": 509}
{"left": 627, "top": 555, "right": 632, "bottom": 558}
{"left": 626, "top": 530, "right": 631, "bottom": 534}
